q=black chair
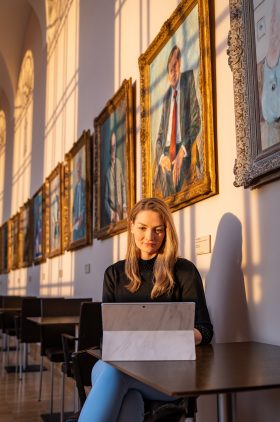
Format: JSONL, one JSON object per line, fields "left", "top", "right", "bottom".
{"left": 1, "top": 296, "right": 23, "bottom": 365}
{"left": 38, "top": 297, "right": 92, "bottom": 416}
{"left": 61, "top": 302, "right": 102, "bottom": 421}
{"left": 15, "top": 297, "right": 41, "bottom": 378}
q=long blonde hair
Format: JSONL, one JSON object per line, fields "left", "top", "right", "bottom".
{"left": 125, "top": 198, "right": 178, "bottom": 298}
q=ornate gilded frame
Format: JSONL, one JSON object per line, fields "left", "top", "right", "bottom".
{"left": 45, "top": 163, "right": 64, "bottom": 258}
{"left": 19, "top": 200, "right": 32, "bottom": 268}
{"left": 94, "top": 78, "right": 135, "bottom": 240}
{"left": 0, "top": 222, "right": 9, "bottom": 273}
{"left": 9, "top": 213, "right": 20, "bottom": 270}
{"left": 228, "top": 0, "right": 280, "bottom": 188}
{"left": 64, "top": 130, "right": 93, "bottom": 250}
{"left": 138, "top": 0, "right": 216, "bottom": 211}
{"left": 32, "top": 185, "right": 46, "bottom": 265}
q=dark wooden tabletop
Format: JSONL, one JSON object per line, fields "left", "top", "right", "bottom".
{"left": 87, "top": 342, "right": 280, "bottom": 397}
{"left": 27, "top": 316, "right": 80, "bottom": 326}
{"left": 0, "top": 308, "right": 21, "bottom": 314}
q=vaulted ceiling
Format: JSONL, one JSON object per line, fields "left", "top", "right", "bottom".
{"left": 0, "top": 0, "right": 46, "bottom": 113}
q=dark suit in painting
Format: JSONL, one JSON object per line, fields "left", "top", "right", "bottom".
{"left": 155, "top": 69, "right": 201, "bottom": 197}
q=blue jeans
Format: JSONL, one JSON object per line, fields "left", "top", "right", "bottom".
{"left": 78, "top": 360, "right": 176, "bottom": 422}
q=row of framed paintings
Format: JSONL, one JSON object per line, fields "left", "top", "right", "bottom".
{"left": 0, "top": 0, "right": 218, "bottom": 273}
{"left": 0, "top": 130, "right": 93, "bottom": 273}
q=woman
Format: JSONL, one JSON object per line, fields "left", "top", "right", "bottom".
{"left": 79, "top": 197, "right": 213, "bottom": 422}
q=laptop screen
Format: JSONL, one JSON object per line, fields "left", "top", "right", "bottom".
{"left": 102, "top": 302, "right": 195, "bottom": 331}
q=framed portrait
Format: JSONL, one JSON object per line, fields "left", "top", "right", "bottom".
{"left": 9, "top": 213, "right": 20, "bottom": 270}
{"left": 64, "top": 130, "right": 92, "bottom": 250}
{"left": 45, "top": 163, "right": 64, "bottom": 258}
{"left": 0, "top": 222, "right": 9, "bottom": 273}
{"left": 32, "top": 185, "right": 46, "bottom": 264}
{"left": 139, "top": 0, "right": 216, "bottom": 211}
{"left": 94, "top": 78, "right": 135, "bottom": 240}
{"left": 228, "top": 0, "right": 280, "bottom": 188}
{"left": 19, "top": 200, "right": 32, "bottom": 268}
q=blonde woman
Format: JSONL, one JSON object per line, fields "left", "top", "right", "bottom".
{"left": 79, "top": 198, "right": 213, "bottom": 422}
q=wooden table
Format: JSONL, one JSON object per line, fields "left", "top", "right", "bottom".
{"left": 27, "top": 315, "right": 80, "bottom": 346}
{"left": 88, "top": 341, "right": 280, "bottom": 422}
{"left": 27, "top": 316, "right": 80, "bottom": 326}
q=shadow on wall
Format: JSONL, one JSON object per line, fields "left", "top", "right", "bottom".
{"left": 205, "top": 213, "right": 251, "bottom": 343}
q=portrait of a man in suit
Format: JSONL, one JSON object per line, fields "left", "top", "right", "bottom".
{"left": 104, "top": 131, "right": 127, "bottom": 226}
{"left": 155, "top": 45, "right": 201, "bottom": 198}
{"left": 72, "top": 154, "right": 86, "bottom": 241}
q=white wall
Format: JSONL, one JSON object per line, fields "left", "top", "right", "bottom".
{"left": 1, "top": 0, "right": 280, "bottom": 420}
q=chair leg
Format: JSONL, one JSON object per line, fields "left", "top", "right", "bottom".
{"left": 16, "top": 339, "right": 20, "bottom": 372}
{"left": 38, "top": 356, "right": 44, "bottom": 401}
{"left": 6, "top": 335, "right": 10, "bottom": 365}
{"left": 50, "top": 361, "right": 54, "bottom": 415}
{"left": 19, "top": 342, "right": 23, "bottom": 380}
{"left": 23, "top": 343, "right": 27, "bottom": 370}
{"left": 60, "top": 371, "right": 65, "bottom": 422}
{"left": 74, "top": 382, "right": 78, "bottom": 412}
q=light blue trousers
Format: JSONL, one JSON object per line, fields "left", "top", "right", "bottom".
{"left": 78, "top": 360, "right": 176, "bottom": 422}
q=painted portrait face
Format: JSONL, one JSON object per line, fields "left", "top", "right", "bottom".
{"left": 168, "top": 52, "right": 181, "bottom": 89}
{"left": 131, "top": 210, "right": 166, "bottom": 259}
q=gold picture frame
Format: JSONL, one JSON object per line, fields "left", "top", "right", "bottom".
{"left": 93, "top": 78, "right": 135, "bottom": 240}
{"left": 45, "top": 163, "right": 64, "bottom": 258}
{"left": 32, "top": 185, "right": 46, "bottom": 265}
{"left": 9, "top": 213, "right": 20, "bottom": 270}
{"left": 139, "top": 0, "right": 216, "bottom": 211}
{"left": 19, "top": 200, "right": 32, "bottom": 268}
{"left": 0, "top": 222, "right": 9, "bottom": 273}
{"left": 64, "top": 130, "right": 93, "bottom": 251}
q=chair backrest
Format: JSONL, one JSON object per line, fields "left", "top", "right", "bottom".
{"left": 20, "top": 297, "right": 41, "bottom": 343}
{"left": 2, "top": 296, "right": 24, "bottom": 333}
{"left": 40, "top": 298, "right": 92, "bottom": 357}
{"left": 41, "top": 297, "right": 92, "bottom": 317}
{"left": 2, "top": 295, "right": 23, "bottom": 308}
{"left": 40, "top": 297, "right": 67, "bottom": 317}
{"left": 62, "top": 298, "right": 92, "bottom": 317}
{"left": 78, "top": 302, "right": 102, "bottom": 351}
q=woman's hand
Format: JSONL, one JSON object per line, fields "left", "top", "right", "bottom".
{"left": 194, "top": 328, "right": 202, "bottom": 345}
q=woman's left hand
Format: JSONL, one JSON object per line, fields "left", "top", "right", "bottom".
{"left": 194, "top": 328, "right": 202, "bottom": 345}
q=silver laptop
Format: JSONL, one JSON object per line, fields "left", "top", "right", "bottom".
{"left": 101, "top": 302, "right": 196, "bottom": 361}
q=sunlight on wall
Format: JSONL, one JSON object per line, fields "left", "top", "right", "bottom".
{"left": 245, "top": 274, "right": 262, "bottom": 305}
{"left": 12, "top": 50, "right": 34, "bottom": 213}
{"left": 42, "top": 0, "right": 79, "bottom": 295}
{"left": 7, "top": 269, "right": 27, "bottom": 295}
{"left": 0, "top": 110, "right": 6, "bottom": 223}
{"left": 44, "top": 0, "right": 79, "bottom": 174}
{"left": 242, "top": 193, "right": 262, "bottom": 304}
{"left": 39, "top": 255, "right": 74, "bottom": 297}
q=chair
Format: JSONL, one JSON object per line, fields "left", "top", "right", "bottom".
{"left": 38, "top": 297, "right": 92, "bottom": 416}
{"left": 15, "top": 297, "right": 41, "bottom": 378}
{"left": 1, "top": 296, "right": 23, "bottom": 365}
{"left": 61, "top": 302, "right": 102, "bottom": 421}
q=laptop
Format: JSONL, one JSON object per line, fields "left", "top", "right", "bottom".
{"left": 101, "top": 302, "right": 196, "bottom": 361}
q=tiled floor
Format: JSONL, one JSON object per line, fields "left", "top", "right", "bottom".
{"left": 0, "top": 338, "right": 77, "bottom": 422}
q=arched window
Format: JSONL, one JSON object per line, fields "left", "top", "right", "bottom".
{"left": 46, "top": 0, "right": 71, "bottom": 48}
{"left": 0, "top": 110, "right": 6, "bottom": 222}
{"left": 12, "top": 50, "right": 34, "bottom": 210}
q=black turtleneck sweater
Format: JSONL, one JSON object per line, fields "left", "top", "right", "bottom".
{"left": 102, "top": 257, "right": 213, "bottom": 345}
